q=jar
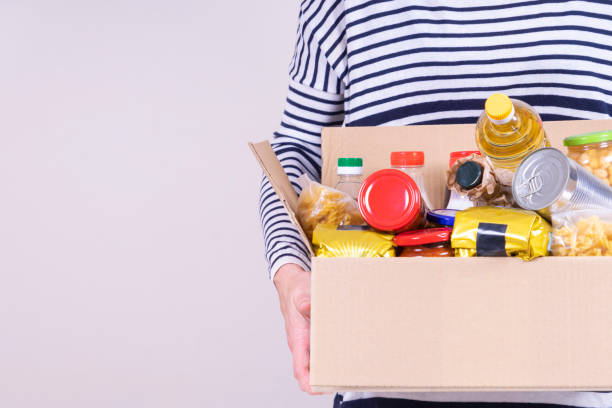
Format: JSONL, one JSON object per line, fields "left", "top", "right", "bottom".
{"left": 336, "top": 157, "right": 363, "bottom": 200}
{"left": 390, "top": 151, "right": 433, "bottom": 210}
{"left": 358, "top": 169, "right": 425, "bottom": 233}
{"left": 426, "top": 209, "right": 457, "bottom": 228}
{"left": 395, "top": 227, "right": 453, "bottom": 257}
{"left": 564, "top": 130, "right": 612, "bottom": 187}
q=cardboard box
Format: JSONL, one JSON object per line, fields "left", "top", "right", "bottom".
{"left": 250, "top": 119, "right": 612, "bottom": 392}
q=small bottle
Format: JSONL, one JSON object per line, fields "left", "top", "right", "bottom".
{"left": 445, "top": 150, "right": 480, "bottom": 210}
{"left": 456, "top": 161, "right": 484, "bottom": 190}
{"left": 390, "top": 151, "right": 433, "bottom": 210}
{"left": 476, "top": 93, "right": 548, "bottom": 170}
{"left": 336, "top": 158, "right": 363, "bottom": 200}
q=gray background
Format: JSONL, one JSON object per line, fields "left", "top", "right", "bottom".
{"left": 0, "top": 1, "right": 329, "bottom": 407}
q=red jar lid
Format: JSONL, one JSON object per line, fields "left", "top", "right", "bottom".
{"left": 394, "top": 227, "right": 453, "bottom": 246}
{"left": 358, "top": 169, "right": 422, "bottom": 232}
{"left": 391, "top": 151, "right": 424, "bottom": 166}
{"left": 449, "top": 150, "right": 481, "bottom": 168}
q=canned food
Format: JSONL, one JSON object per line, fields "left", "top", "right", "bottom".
{"left": 358, "top": 169, "right": 425, "bottom": 233}
{"left": 512, "top": 148, "right": 612, "bottom": 218}
{"left": 564, "top": 130, "right": 612, "bottom": 187}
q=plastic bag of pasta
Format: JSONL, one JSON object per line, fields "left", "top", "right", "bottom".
{"left": 451, "top": 206, "right": 551, "bottom": 260}
{"left": 297, "top": 174, "right": 365, "bottom": 239}
{"left": 312, "top": 224, "right": 395, "bottom": 258}
{"left": 551, "top": 210, "right": 612, "bottom": 256}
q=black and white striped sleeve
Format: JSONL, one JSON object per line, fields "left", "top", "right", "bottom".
{"left": 259, "top": 0, "right": 347, "bottom": 279}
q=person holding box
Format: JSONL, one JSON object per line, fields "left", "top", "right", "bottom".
{"left": 259, "top": 1, "right": 612, "bottom": 407}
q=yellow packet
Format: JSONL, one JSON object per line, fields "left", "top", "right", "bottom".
{"left": 312, "top": 224, "right": 396, "bottom": 258}
{"left": 451, "top": 206, "right": 551, "bottom": 260}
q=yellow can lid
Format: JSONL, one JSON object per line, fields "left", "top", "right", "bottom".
{"left": 485, "top": 93, "right": 513, "bottom": 121}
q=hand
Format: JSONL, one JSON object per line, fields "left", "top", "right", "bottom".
{"left": 274, "top": 263, "right": 320, "bottom": 395}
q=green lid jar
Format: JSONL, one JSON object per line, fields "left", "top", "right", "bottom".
{"left": 563, "top": 130, "right": 612, "bottom": 187}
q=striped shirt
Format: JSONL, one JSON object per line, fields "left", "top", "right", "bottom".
{"left": 259, "top": 0, "right": 612, "bottom": 406}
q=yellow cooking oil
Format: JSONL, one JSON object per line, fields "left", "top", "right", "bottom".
{"left": 476, "top": 93, "right": 549, "bottom": 170}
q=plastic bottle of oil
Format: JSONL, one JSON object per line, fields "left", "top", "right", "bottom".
{"left": 475, "top": 93, "right": 548, "bottom": 171}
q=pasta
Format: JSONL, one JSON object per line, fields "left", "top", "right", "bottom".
{"left": 296, "top": 174, "right": 365, "bottom": 239}
{"left": 551, "top": 211, "right": 612, "bottom": 256}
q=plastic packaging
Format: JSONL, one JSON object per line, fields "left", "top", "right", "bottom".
{"left": 336, "top": 158, "right": 363, "bottom": 200}
{"left": 395, "top": 227, "right": 453, "bottom": 257}
{"left": 551, "top": 209, "right": 612, "bottom": 256}
{"left": 476, "top": 93, "right": 548, "bottom": 170}
{"left": 564, "top": 130, "right": 612, "bottom": 187}
{"left": 451, "top": 206, "right": 551, "bottom": 260}
{"left": 358, "top": 168, "right": 425, "bottom": 233}
{"left": 312, "top": 224, "right": 396, "bottom": 258}
{"left": 512, "top": 148, "right": 612, "bottom": 219}
{"left": 391, "top": 151, "right": 433, "bottom": 210}
{"left": 445, "top": 150, "right": 481, "bottom": 210}
{"left": 296, "top": 174, "right": 365, "bottom": 239}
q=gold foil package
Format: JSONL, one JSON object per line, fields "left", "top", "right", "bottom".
{"left": 451, "top": 206, "right": 551, "bottom": 260}
{"left": 312, "top": 224, "right": 396, "bottom": 258}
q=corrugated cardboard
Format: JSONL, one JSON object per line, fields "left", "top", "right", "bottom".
{"left": 250, "top": 119, "right": 612, "bottom": 391}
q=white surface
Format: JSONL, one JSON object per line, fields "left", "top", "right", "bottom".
{"left": 0, "top": 1, "right": 330, "bottom": 407}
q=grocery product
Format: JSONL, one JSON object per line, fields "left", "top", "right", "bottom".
{"left": 358, "top": 169, "right": 425, "bottom": 233}
{"left": 476, "top": 93, "right": 548, "bottom": 170}
{"left": 312, "top": 224, "right": 396, "bottom": 258}
{"left": 391, "top": 151, "right": 433, "bottom": 210}
{"left": 445, "top": 150, "right": 481, "bottom": 210}
{"left": 564, "top": 130, "right": 612, "bottom": 187}
{"left": 426, "top": 209, "right": 457, "bottom": 228}
{"left": 336, "top": 158, "right": 363, "bottom": 200}
{"left": 447, "top": 153, "right": 515, "bottom": 207}
{"left": 297, "top": 174, "right": 365, "bottom": 239}
{"left": 551, "top": 210, "right": 612, "bottom": 256}
{"left": 396, "top": 227, "right": 453, "bottom": 257}
{"left": 512, "top": 148, "right": 612, "bottom": 219}
{"left": 451, "top": 206, "right": 551, "bottom": 260}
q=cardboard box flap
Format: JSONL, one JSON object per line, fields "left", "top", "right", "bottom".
{"left": 248, "top": 141, "right": 314, "bottom": 256}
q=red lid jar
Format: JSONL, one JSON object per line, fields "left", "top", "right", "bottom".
{"left": 357, "top": 169, "right": 425, "bottom": 233}
{"left": 395, "top": 227, "right": 454, "bottom": 257}
{"left": 449, "top": 150, "right": 481, "bottom": 168}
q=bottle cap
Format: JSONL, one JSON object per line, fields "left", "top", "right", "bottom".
{"left": 337, "top": 158, "right": 363, "bottom": 175}
{"left": 456, "top": 161, "right": 484, "bottom": 189}
{"left": 485, "top": 93, "right": 514, "bottom": 123}
{"left": 394, "top": 227, "right": 453, "bottom": 246}
{"left": 563, "top": 130, "right": 612, "bottom": 146}
{"left": 449, "top": 150, "right": 481, "bottom": 168}
{"left": 426, "top": 209, "right": 457, "bottom": 226}
{"left": 391, "top": 151, "right": 424, "bottom": 167}
{"left": 358, "top": 169, "right": 422, "bottom": 232}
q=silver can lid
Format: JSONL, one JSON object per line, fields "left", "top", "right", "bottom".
{"left": 512, "top": 148, "right": 570, "bottom": 210}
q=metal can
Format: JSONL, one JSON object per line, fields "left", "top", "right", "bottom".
{"left": 512, "top": 147, "right": 612, "bottom": 218}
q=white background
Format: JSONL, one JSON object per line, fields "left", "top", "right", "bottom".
{"left": 0, "top": 1, "right": 329, "bottom": 407}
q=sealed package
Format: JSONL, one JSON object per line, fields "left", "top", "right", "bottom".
{"left": 296, "top": 174, "right": 364, "bottom": 239}
{"left": 312, "top": 224, "right": 395, "bottom": 258}
{"left": 551, "top": 209, "right": 612, "bottom": 256}
{"left": 451, "top": 206, "right": 551, "bottom": 260}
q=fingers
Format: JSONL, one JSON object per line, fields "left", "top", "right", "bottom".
{"left": 292, "top": 336, "right": 322, "bottom": 395}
